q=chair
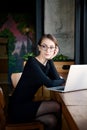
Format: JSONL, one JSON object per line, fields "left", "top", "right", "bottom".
{"left": 0, "top": 87, "right": 6, "bottom": 130}
{"left": 11, "top": 72, "right": 22, "bottom": 88}
{"left": 5, "top": 72, "right": 44, "bottom": 130}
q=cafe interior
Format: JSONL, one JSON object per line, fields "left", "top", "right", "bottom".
{"left": 0, "top": 0, "right": 87, "bottom": 130}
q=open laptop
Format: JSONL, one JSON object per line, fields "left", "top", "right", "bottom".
{"left": 46, "top": 64, "right": 87, "bottom": 92}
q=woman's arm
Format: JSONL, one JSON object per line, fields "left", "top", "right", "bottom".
{"left": 47, "top": 60, "right": 61, "bottom": 79}
{"left": 26, "top": 57, "right": 65, "bottom": 87}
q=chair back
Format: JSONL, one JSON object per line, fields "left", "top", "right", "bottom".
{"left": 0, "top": 87, "right": 6, "bottom": 130}
{"left": 11, "top": 72, "right": 22, "bottom": 88}
{"left": 0, "top": 87, "right": 5, "bottom": 108}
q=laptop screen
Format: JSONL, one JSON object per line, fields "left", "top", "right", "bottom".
{"left": 65, "top": 65, "right": 87, "bottom": 91}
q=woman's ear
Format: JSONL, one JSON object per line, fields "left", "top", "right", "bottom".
{"left": 54, "top": 46, "right": 59, "bottom": 55}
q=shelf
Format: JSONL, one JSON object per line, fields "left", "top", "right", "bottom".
{"left": 0, "top": 37, "right": 8, "bottom": 43}
{"left": 0, "top": 38, "right": 8, "bottom": 58}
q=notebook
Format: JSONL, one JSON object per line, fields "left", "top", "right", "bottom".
{"left": 46, "top": 64, "right": 87, "bottom": 92}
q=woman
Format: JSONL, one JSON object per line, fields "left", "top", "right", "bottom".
{"left": 8, "top": 34, "right": 65, "bottom": 130}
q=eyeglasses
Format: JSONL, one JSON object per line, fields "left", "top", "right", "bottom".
{"left": 40, "top": 44, "right": 56, "bottom": 52}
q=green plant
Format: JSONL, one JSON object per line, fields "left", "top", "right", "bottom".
{"left": 53, "top": 54, "right": 69, "bottom": 61}
{"left": 23, "top": 52, "right": 35, "bottom": 61}
{"left": 0, "top": 28, "right": 16, "bottom": 67}
{"left": 23, "top": 52, "right": 70, "bottom": 61}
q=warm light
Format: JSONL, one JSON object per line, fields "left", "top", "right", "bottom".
{"left": 22, "top": 27, "right": 30, "bottom": 34}
{"left": 25, "top": 27, "right": 30, "bottom": 33}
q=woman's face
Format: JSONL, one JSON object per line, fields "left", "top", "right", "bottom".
{"left": 38, "top": 38, "right": 56, "bottom": 59}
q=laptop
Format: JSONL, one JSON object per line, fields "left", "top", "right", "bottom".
{"left": 46, "top": 64, "right": 87, "bottom": 92}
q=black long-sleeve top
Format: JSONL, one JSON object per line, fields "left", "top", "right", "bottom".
{"left": 10, "top": 56, "right": 65, "bottom": 104}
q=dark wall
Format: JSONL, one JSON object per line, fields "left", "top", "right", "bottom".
{"left": 75, "top": 0, "right": 87, "bottom": 64}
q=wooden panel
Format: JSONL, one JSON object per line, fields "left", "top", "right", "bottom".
{"left": 0, "top": 74, "right": 8, "bottom": 82}
{"left": 54, "top": 61, "right": 74, "bottom": 79}
{"left": 34, "top": 87, "right": 43, "bottom": 101}
{"left": 54, "top": 61, "right": 74, "bottom": 73}
{"left": 5, "top": 122, "right": 44, "bottom": 130}
{"left": 43, "top": 85, "right": 51, "bottom": 100}
{"left": 0, "top": 58, "right": 8, "bottom": 73}
{"left": 0, "top": 58, "right": 8, "bottom": 83}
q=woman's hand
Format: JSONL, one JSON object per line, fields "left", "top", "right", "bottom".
{"left": 51, "top": 46, "right": 59, "bottom": 59}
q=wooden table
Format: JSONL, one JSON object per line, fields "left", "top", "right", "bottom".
{"left": 51, "top": 90, "right": 87, "bottom": 130}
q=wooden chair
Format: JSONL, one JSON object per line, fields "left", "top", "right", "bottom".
{"left": 5, "top": 72, "right": 44, "bottom": 130}
{"left": 0, "top": 87, "right": 6, "bottom": 130}
{"left": 11, "top": 72, "right": 22, "bottom": 88}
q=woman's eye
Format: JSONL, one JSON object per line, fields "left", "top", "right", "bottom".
{"left": 50, "top": 47, "right": 54, "bottom": 49}
{"left": 42, "top": 45, "right": 46, "bottom": 48}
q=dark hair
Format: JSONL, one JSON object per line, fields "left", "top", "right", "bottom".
{"left": 38, "top": 34, "right": 59, "bottom": 47}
